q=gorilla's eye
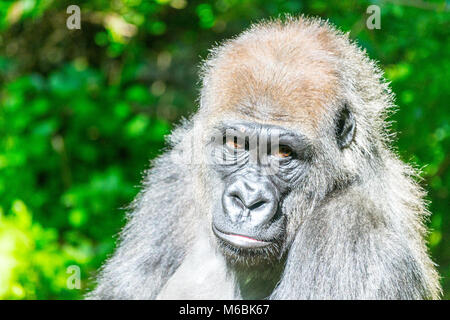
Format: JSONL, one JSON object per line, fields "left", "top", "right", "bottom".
{"left": 274, "top": 145, "right": 292, "bottom": 158}
{"left": 225, "top": 137, "right": 244, "bottom": 150}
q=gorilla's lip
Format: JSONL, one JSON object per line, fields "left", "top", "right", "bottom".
{"left": 212, "top": 225, "right": 272, "bottom": 249}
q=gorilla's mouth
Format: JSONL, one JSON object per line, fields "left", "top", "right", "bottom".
{"left": 212, "top": 225, "right": 272, "bottom": 249}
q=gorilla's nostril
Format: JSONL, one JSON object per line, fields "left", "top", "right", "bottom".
{"left": 223, "top": 178, "right": 278, "bottom": 225}
{"left": 248, "top": 200, "right": 266, "bottom": 211}
{"left": 230, "top": 194, "right": 243, "bottom": 204}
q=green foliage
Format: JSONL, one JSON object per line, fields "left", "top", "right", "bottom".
{"left": 0, "top": 0, "right": 448, "bottom": 299}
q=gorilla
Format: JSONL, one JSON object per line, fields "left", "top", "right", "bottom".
{"left": 88, "top": 17, "right": 441, "bottom": 300}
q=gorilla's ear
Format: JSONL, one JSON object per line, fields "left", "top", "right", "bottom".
{"left": 335, "top": 105, "right": 356, "bottom": 149}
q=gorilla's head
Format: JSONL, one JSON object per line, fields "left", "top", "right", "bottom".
{"left": 188, "top": 18, "right": 383, "bottom": 265}
{"left": 207, "top": 121, "right": 315, "bottom": 263}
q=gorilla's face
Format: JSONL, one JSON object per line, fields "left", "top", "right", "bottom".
{"left": 208, "top": 121, "right": 313, "bottom": 262}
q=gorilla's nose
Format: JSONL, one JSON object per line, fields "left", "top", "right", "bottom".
{"left": 222, "top": 178, "right": 278, "bottom": 226}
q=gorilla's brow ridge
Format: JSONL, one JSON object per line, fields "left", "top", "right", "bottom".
{"left": 215, "top": 121, "right": 312, "bottom": 152}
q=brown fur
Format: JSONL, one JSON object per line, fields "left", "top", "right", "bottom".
{"left": 200, "top": 17, "right": 352, "bottom": 135}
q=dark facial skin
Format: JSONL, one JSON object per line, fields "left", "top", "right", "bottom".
{"left": 208, "top": 122, "right": 313, "bottom": 260}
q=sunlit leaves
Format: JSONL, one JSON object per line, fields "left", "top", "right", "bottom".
{"left": 196, "top": 3, "right": 215, "bottom": 29}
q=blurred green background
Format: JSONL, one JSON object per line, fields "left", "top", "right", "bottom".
{"left": 0, "top": 0, "right": 448, "bottom": 299}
